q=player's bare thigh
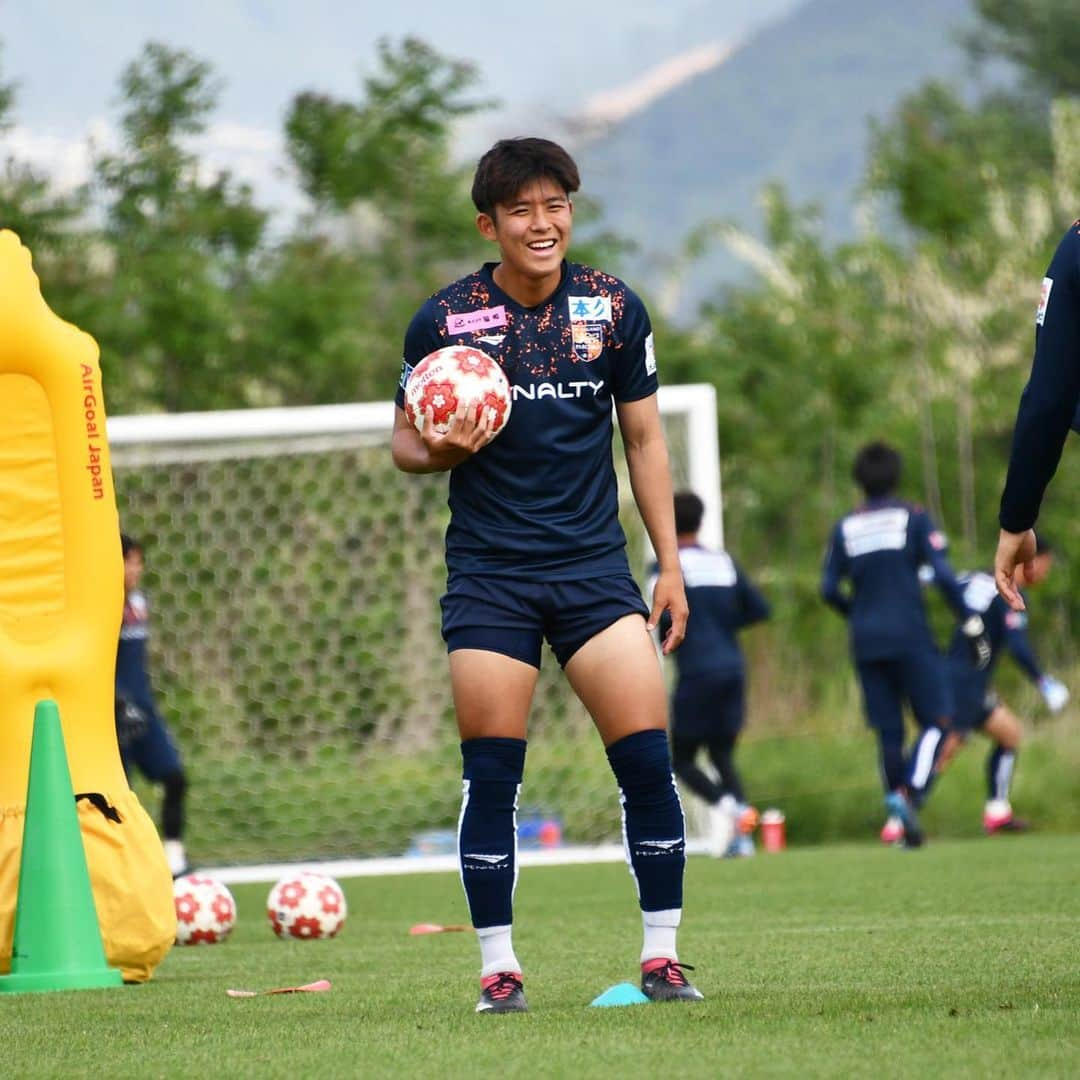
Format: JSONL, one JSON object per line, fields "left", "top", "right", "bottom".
{"left": 982, "top": 704, "right": 1023, "bottom": 749}
{"left": 450, "top": 648, "right": 539, "bottom": 741}
{"left": 564, "top": 613, "right": 667, "bottom": 747}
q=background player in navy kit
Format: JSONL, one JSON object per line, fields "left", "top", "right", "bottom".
{"left": 821, "top": 442, "right": 990, "bottom": 848}
{"left": 935, "top": 539, "right": 1067, "bottom": 832}
{"left": 116, "top": 534, "right": 189, "bottom": 878}
{"left": 660, "top": 491, "right": 770, "bottom": 858}
{"left": 996, "top": 221, "right": 1080, "bottom": 609}
{"left": 391, "top": 138, "right": 698, "bottom": 1013}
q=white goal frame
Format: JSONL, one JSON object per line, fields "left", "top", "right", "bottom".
{"left": 106, "top": 384, "right": 723, "bottom": 871}
{"left": 107, "top": 384, "right": 723, "bottom": 547}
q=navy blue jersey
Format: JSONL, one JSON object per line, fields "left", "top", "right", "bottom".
{"left": 657, "top": 547, "right": 769, "bottom": 679}
{"left": 116, "top": 588, "right": 159, "bottom": 716}
{"left": 1000, "top": 222, "right": 1080, "bottom": 532}
{"left": 397, "top": 261, "right": 657, "bottom": 579}
{"left": 821, "top": 498, "right": 971, "bottom": 660}
{"left": 947, "top": 571, "right": 1043, "bottom": 682}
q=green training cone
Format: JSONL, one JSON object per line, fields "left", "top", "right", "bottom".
{"left": 0, "top": 700, "right": 123, "bottom": 993}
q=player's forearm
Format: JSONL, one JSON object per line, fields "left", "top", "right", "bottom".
{"left": 928, "top": 552, "right": 972, "bottom": 619}
{"left": 624, "top": 437, "right": 680, "bottom": 571}
{"left": 1006, "top": 634, "right": 1042, "bottom": 683}
{"left": 391, "top": 428, "right": 468, "bottom": 474}
{"left": 998, "top": 388, "right": 1074, "bottom": 532}
{"left": 820, "top": 583, "right": 850, "bottom": 616}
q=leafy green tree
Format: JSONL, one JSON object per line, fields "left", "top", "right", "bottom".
{"left": 690, "top": 188, "right": 906, "bottom": 561}
{"left": 867, "top": 82, "right": 1052, "bottom": 252}
{"left": 243, "top": 37, "right": 495, "bottom": 406}
{"left": 0, "top": 46, "right": 87, "bottom": 274}
{"left": 92, "top": 42, "right": 267, "bottom": 413}
{"left": 967, "top": 0, "right": 1080, "bottom": 98}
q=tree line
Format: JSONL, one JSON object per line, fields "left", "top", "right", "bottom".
{"left": 3, "top": 0, "right": 1080, "bottom": 666}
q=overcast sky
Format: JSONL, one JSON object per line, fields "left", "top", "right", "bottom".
{"left": 0, "top": 0, "right": 799, "bottom": 215}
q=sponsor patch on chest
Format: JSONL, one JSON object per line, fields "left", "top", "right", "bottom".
{"left": 568, "top": 295, "right": 612, "bottom": 322}
{"left": 446, "top": 305, "right": 508, "bottom": 335}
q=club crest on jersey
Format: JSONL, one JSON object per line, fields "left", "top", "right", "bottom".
{"left": 568, "top": 296, "right": 612, "bottom": 322}
{"left": 571, "top": 322, "right": 604, "bottom": 362}
{"left": 446, "top": 305, "right": 507, "bottom": 335}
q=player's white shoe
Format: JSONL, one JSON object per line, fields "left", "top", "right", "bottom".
{"left": 879, "top": 816, "right": 904, "bottom": 845}
{"left": 983, "top": 799, "right": 1029, "bottom": 834}
{"left": 708, "top": 800, "right": 736, "bottom": 858}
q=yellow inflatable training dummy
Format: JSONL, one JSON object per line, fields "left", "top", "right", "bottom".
{"left": 0, "top": 230, "right": 175, "bottom": 981}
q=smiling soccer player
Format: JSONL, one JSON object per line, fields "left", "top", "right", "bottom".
{"left": 391, "top": 138, "right": 700, "bottom": 1013}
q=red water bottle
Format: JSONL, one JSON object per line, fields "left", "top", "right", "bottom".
{"left": 760, "top": 808, "right": 786, "bottom": 852}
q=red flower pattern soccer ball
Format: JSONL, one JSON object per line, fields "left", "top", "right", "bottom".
{"left": 173, "top": 873, "right": 237, "bottom": 945}
{"left": 267, "top": 871, "right": 347, "bottom": 940}
{"left": 404, "top": 345, "right": 512, "bottom": 438}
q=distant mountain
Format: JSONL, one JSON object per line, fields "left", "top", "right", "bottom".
{"left": 576, "top": 0, "right": 996, "bottom": 313}
{"left": 1, "top": 0, "right": 798, "bottom": 210}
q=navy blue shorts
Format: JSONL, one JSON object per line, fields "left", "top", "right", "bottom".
{"left": 672, "top": 673, "right": 745, "bottom": 739}
{"left": 856, "top": 651, "right": 952, "bottom": 736}
{"left": 949, "top": 661, "right": 997, "bottom": 732}
{"left": 121, "top": 712, "right": 183, "bottom": 781}
{"left": 441, "top": 572, "right": 649, "bottom": 668}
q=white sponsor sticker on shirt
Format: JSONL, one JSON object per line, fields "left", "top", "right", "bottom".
{"left": 841, "top": 508, "right": 909, "bottom": 557}
{"left": 963, "top": 572, "right": 998, "bottom": 613}
{"left": 679, "top": 547, "right": 736, "bottom": 588}
{"left": 1036, "top": 276, "right": 1053, "bottom": 326}
{"left": 568, "top": 296, "right": 612, "bottom": 322}
{"left": 644, "top": 332, "right": 656, "bottom": 376}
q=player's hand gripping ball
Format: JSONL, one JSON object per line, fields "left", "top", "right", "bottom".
{"left": 267, "top": 872, "right": 347, "bottom": 940}
{"left": 404, "top": 345, "right": 512, "bottom": 438}
{"left": 173, "top": 874, "right": 237, "bottom": 945}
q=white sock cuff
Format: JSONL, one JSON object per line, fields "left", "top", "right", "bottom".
{"left": 477, "top": 924, "right": 520, "bottom": 978}
{"left": 641, "top": 908, "right": 681, "bottom": 964}
{"left": 642, "top": 908, "right": 682, "bottom": 929}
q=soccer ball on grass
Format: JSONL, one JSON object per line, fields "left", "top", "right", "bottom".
{"left": 267, "top": 872, "right": 347, "bottom": 940}
{"left": 404, "top": 345, "right": 511, "bottom": 438}
{"left": 173, "top": 874, "right": 237, "bottom": 945}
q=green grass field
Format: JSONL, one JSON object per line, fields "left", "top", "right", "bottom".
{"left": 5, "top": 836, "right": 1079, "bottom": 1078}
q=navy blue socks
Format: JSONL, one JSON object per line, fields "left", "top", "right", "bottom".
{"left": 605, "top": 729, "right": 685, "bottom": 914}
{"left": 458, "top": 737, "right": 526, "bottom": 931}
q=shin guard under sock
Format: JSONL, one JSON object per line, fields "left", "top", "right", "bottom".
{"left": 606, "top": 729, "right": 685, "bottom": 914}
{"left": 458, "top": 737, "right": 526, "bottom": 931}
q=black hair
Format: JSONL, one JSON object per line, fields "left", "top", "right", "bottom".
{"left": 471, "top": 138, "right": 580, "bottom": 217}
{"left": 674, "top": 491, "right": 705, "bottom": 535}
{"left": 853, "top": 441, "right": 902, "bottom": 498}
{"left": 121, "top": 533, "right": 143, "bottom": 558}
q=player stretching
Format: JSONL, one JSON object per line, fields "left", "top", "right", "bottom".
{"left": 391, "top": 138, "right": 699, "bottom": 1012}
{"left": 658, "top": 491, "right": 770, "bottom": 857}
{"left": 821, "top": 442, "right": 989, "bottom": 848}
{"left": 935, "top": 539, "right": 1067, "bottom": 832}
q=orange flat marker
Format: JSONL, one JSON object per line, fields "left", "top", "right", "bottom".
{"left": 226, "top": 978, "right": 331, "bottom": 998}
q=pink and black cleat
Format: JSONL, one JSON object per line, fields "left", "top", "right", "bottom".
{"left": 475, "top": 971, "right": 528, "bottom": 1014}
{"left": 641, "top": 959, "right": 704, "bottom": 1002}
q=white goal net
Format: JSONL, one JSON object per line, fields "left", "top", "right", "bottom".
{"left": 107, "top": 386, "right": 721, "bottom": 865}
